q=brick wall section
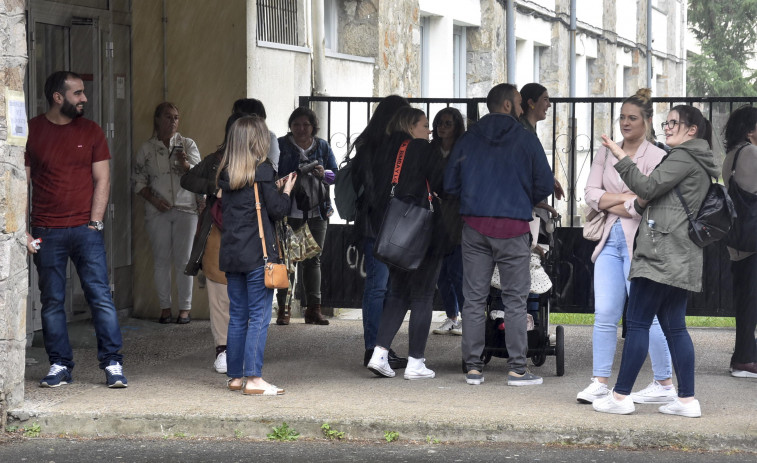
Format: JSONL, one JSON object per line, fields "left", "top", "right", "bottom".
{"left": 0, "top": 0, "right": 29, "bottom": 412}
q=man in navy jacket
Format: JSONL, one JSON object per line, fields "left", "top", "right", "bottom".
{"left": 445, "top": 83, "right": 554, "bottom": 387}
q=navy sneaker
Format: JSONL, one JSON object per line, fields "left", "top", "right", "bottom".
{"left": 105, "top": 361, "right": 128, "bottom": 388}
{"left": 40, "top": 364, "right": 72, "bottom": 388}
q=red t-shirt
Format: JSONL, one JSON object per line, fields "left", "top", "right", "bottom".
{"left": 25, "top": 115, "right": 111, "bottom": 228}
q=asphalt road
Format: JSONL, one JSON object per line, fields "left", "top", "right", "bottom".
{"left": 0, "top": 437, "right": 755, "bottom": 463}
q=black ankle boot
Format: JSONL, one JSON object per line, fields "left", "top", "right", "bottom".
{"left": 388, "top": 349, "right": 407, "bottom": 369}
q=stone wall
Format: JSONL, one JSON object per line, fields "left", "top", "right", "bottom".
{"left": 0, "top": 0, "right": 29, "bottom": 413}
{"left": 376, "top": 0, "right": 421, "bottom": 97}
{"left": 338, "top": 0, "right": 379, "bottom": 59}
{"left": 466, "top": 0, "right": 506, "bottom": 98}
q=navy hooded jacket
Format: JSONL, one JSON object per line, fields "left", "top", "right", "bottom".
{"left": 444, "top": 112, "right": 554, "bottom": 220}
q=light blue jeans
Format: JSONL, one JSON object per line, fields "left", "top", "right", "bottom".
{"left": 593, "top": 221, "right": 672, "bottom": 380}
{"left": 226, "top": 266, "right": 273, "bottom": 378}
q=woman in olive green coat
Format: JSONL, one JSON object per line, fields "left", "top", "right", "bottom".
{"left": 592, "top": 105, "right": 718, "bottom": 419}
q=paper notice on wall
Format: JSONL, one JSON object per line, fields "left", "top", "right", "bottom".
{"left": 5, "top": 88, "right": 28, "bottom": 146}
{"left": 116, "top": 76, "right": 125, "bottom": 99}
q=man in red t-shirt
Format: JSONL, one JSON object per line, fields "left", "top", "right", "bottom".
{"left": 25, "top": 71, "right": 127, "bottom": 389}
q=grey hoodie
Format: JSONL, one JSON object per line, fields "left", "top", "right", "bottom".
{"left": 614, "top": 138, "right": 719, "bottom": 292}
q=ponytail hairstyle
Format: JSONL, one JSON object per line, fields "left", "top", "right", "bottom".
{"left": 671, "top": 105, "right": 713, "bottom": 148}
{"left": 386, "top": 106, "right": 426, "bottom": 136}
{"left": 216, "top": 115, "right": 271, "bottom": 190}
{"left": 622, "top": 88, "right": 655, "bottom": 142}
{"left": 724, "top": 105, "right": 757, "bottom": 152}
{"left": 520, "top": 83, "right": 547, "bottom": 116}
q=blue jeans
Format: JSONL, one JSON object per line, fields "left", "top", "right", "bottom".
{"left": 226, "top": 266, "right": 273, "bottom": 378}
{"left": 362, "top": 238, "right": 390, "bottom": 350}
{"left": 615, "top": 277, "right": 694, "bottom": 397}
{"left": 437, "top": 245, "right": 464, "bottom": 319}
{"left": 32, "top": 225, "right": 123, "bottom": 370}
{"left": 593, "top": 221, "right": 672, "bottom": 380}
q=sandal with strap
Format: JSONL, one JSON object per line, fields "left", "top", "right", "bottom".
{"left": 227, "top": 378, "right": 244, "bottom": 391}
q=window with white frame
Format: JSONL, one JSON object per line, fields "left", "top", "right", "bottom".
{"left": 453, "top": 26, "right": 467, "bottom": 98}
{"left": 257, "top": 0, "right": 299, "bottom": 46}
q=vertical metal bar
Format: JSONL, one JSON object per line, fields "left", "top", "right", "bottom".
{"left": 327, "top": 101, "right": 332, "bottom": 142}
{"left": 346, "top": 102, "right": 351, "bottom": 150}
{"left": 589, "top": 101, "right": 595, "bottom": 164}
{"left": 569, "top": 101, "right": 577, "bottom": 226}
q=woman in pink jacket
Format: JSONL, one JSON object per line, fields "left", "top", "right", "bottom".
{"left": 577, "top": 89, "right": 674, "bottom": 405}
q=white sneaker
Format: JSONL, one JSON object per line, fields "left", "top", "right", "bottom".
{"left": 432, "top": 318, "right": 456, "bottom": 335}
{"left": 213, "top": 351, "right": 227, "bottom": 374}
{"left": 449, "top": 319, "right": 462, "bottom": 336}
{"left": 576, "top": 378, "right": 610, "bottom": 404}
{"left": 592, "top": 390, "right": 635, "bottom": 415}
{"left": 367, "top": 347, "right": 395, "bottom": 378}
{"left": 659, "top": 399, "right": 701, "bottom": 418}
{"left": 404, "top": 357, "right": 435, "bottom": 380}
{"left": 630, "top": 380, "right": 677, "bottom": 404}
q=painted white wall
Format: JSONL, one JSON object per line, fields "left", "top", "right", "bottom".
{"left": 652, "top": 8, "right": 667, "bottom": 55}
{"left": 576, "top": 0, "right": 603, "bottom": 29}
{"left": 419, "top": 0, "right": 481, "bottom": 27}
{"left": 616, "top": 1, "right": 638, "bottom": 43}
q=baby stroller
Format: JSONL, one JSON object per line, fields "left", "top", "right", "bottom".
{"left": 464, "top": 210, "right": 565, "bottom": 376}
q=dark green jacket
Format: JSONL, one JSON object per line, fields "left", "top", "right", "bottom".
{"left": 615, "top": 138, "right": 719, "bottom": 292}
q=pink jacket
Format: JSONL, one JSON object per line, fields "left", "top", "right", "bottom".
{"left": 584, "top": 140, "right": 666, "bottom": 263}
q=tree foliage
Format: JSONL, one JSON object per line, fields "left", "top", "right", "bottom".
{"left": 687, "top": 0, "right": 757, "bottom": 97}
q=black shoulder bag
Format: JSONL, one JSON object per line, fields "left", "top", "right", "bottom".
{"left": 373, "top": 140, "right": 434, "bottom": 271}
{"left": 726, "top": 144, "right": 757, "bottom": 251}
{"left": 674, "top": 174, "right": 736, "bottom": 248}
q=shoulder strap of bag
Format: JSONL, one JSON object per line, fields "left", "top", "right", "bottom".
{"left": 254, "top": 183, "right": 284, "bottom": 262}
{"left": 390, "top": 139, "right": 434, "bottom": 210}
{"left": 730, "top": 143, "right": 750, "bottom": 174}
{"left": 253, "top": 183, "right": 269, "bottom": 262}
{"left": 674, "top": 186, "right": 695, "bottom": 220}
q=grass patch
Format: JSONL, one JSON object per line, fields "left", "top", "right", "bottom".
{"left": 550, "top": 313, "right": 735, "bottom": 328}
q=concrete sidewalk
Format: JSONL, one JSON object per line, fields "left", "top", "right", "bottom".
{"left": 8, "top": 313, "right": 757, "bottom": 452}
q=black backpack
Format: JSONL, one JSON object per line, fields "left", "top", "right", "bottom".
{"left": 726, "top": 144, "right": 757, "bottom": 251}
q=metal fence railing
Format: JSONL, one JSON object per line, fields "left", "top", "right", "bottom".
{"left": 299, "top": 95, "right": 757, "bottom": 315}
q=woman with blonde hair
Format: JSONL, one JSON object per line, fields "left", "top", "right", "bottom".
{"left": 579, "top": 89, "right": 674, "bottom": 405}
{"left": 365, "top": 106, "right": 444, "bottom": 380}
{"left": 217, "top": 116, "right": 296, "bottom": 395}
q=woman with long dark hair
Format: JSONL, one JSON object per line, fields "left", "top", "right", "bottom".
{"left": 593, "top": 105, "right": 718, "bottom": 418}
{"left": 722, "top": 105, "right": 757, "bottom": 378}
{"left": 352, "top": 95, "right": 411, "bottom": 368}
{"left": 430, "top": 108, "right": 466, "bottom": 336}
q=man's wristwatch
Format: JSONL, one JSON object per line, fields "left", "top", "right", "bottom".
{"left": 88, "top": 220, "right": 104, "bottom": 231}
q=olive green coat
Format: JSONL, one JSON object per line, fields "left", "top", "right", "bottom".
{"left": 614, "top": 138, "right": 719, "bottom": 292}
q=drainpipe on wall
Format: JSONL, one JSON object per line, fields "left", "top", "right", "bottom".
{"left": 506, "top": 0, "right": 515, "bottom": 83}
{"left": 647, "top": 0, "right": 653, "bottom": 88}
{"left": 311, "top": 0, "right": 328, "bottom": 132}
{"left": 162, "top": 0, "right": 168, "bottom": 101}
{"left": 569, "top": 0, "right": 576, "bottom": 98}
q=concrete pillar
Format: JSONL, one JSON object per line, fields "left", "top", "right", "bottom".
{"left": 0, "top": 0, "right": 30, "bottom": 412}
{"left": 466, "top": 0, "right": 506, "bottom": 98}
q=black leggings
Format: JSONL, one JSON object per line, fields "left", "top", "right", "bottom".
{"left": 375, "top": 254, "right": 443, "bottom": 359}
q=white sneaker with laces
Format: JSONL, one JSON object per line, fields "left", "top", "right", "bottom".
{"left": 432, "top": 318, "right": 456, "bottom": 335}
{"left": 404, "top": 357, "right": 435, "bottom": 380}
{"left": 659, "top": 398, "right": 701, "bottom": 418}
{"left": 576, "top": 378, "right": 610, "bottom": 404}
{"left": 592, "top": 390, "right": 635, "bottom": 415}
{"left": 214, "top": 351, "right": 227, "bottom": 374}
{"left": 449, "top": 319, "right": 462, "bottom": 336}
{"left": 630, "top": 380, "right": 677, "bottom": 404}
{"left": 367, "top": 347, "right": 395, "bottom": 378}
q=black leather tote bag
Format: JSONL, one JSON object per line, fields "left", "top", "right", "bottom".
{"left": 373, "top": 140, "right": 434, "bottom": 271}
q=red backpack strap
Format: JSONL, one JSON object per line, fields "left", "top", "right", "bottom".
{"left": 390, "top": 140, "right": 411, "bottom": 196}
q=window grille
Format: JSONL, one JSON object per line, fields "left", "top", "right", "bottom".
{"left": 257, "top": 0, "right": 299, "bottom": 46}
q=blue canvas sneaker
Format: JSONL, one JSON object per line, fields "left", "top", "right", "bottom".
{"left": 105, "top": 360, "right": 128, "bottom": 388}
{"left": 39, "top": 363, "right": 72, "bottom": 388}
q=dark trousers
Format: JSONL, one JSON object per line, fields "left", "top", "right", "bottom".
{"left": 375, "top": 253, "right": 443, "bottom": 359}
{"left": 615, "top": 278, "right": 694, "bottom": 398}
{"left": 731, "top": 254, "right": 757, "bottom": 364}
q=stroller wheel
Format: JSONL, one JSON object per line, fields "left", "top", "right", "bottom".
{"left": 483, "top": 351, "right": 492, "bottom": 365}
{"left": 555, "top": 325, "right": 565, "bottom": 376}
{"left": 461, "top": 359, "right": 467, "bottom": 374}
{"left": 531, "top": 351, "right": 546, "bottom": 367}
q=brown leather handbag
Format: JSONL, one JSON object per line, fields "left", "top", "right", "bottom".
{"left": 254, "top": 183, "right": 289, "bottom": 289}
